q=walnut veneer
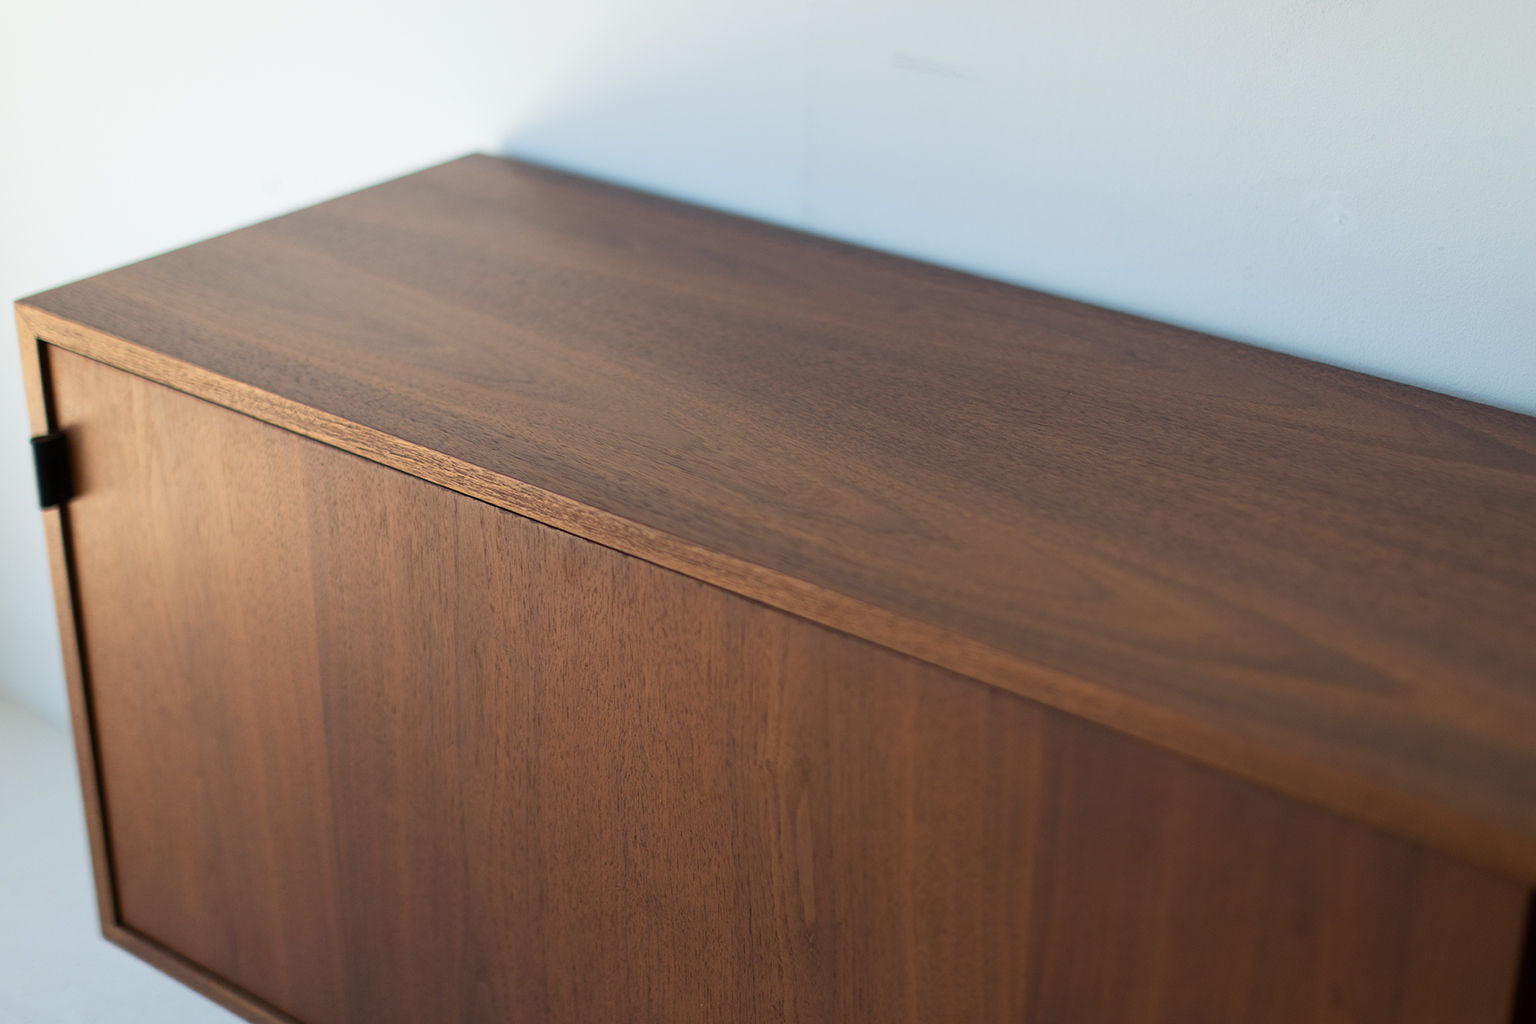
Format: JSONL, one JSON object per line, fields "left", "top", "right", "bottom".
{"left": 18, "top": 155, "right": 1536, "bottom": 1023}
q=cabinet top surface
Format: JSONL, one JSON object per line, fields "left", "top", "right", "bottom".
{"left": 20, "top": 155, "right": 1536, "bottom": 877}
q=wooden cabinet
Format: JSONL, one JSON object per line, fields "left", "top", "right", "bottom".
{"left": 17, "top": 156, "right": 1536, "bottom": 1023}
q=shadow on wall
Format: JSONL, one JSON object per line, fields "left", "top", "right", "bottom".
{"left": 495, "top": 0, "right": 1536, "bottom": 418}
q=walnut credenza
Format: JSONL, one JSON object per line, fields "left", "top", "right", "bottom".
{"left": 17, "top": 155, "right": 1536, "bottom": 1023}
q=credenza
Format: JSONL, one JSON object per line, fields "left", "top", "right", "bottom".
{"left": 17, "top": 155, "right": 1536, "bottom": 1023}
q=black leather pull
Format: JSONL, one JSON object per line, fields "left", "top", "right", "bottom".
{"left": 31, "top": 432, "right": 73, "bottom": 508}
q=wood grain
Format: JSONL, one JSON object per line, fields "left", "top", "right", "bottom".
{"left": 17, "top": 156, "right": 1536, "bottom": 879}
{"left": 47, "top": 347, "right": 1529, "bottom": 1024}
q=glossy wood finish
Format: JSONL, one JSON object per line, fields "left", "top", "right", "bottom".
{"left": 18, "top": 156, "right": 1536, "bottom": 879}
{"left": 43, "top": 347, "right": 1528, "bottom": 1024}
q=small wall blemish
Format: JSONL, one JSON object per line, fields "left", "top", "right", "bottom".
{"left": 1304, "top": 191, "right": 1360, "bottom": 239}
{"left": 893, "top": 51, "right": 976, "bottom": 82}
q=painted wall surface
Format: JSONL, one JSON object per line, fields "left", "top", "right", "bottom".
{"left": 2, "top": 0, "right": 1533, "bottom": 723}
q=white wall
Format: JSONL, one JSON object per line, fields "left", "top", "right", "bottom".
{"left": 3, "top": 0, "right": 1533, "bottom": 724}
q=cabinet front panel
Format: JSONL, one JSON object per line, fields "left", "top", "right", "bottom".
{"left": 48, "top": 346, "right": 1528, "bottom": 1024}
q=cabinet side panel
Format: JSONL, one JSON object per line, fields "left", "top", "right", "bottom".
{"left": 48, "top": 346, "right": 1528, "bottom": 1024}
{"left": 15, "top": 318, "right": 119, "bottom": 933}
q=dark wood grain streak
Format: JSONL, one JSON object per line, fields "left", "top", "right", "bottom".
{"left": 18, "top": 156, "right": 1536, "bottom": 879}
{"left": 47, "top": 347, "right": 1529, "bottom": 1024}
{"left": 1513, "top": 897, "right": 1536, "bottom": 1024}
